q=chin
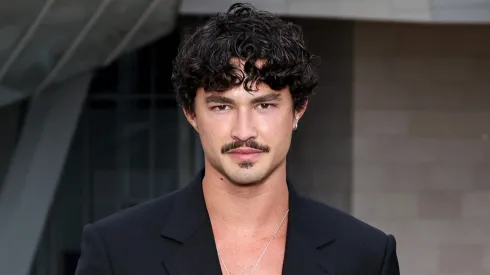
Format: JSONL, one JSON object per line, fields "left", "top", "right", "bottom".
{"left": 225, "top": 163, "right": 271, "bottom": 186}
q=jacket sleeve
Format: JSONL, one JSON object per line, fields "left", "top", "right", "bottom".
{"left": 380, "top": 234, "right": 400, "bottom": 275}
{"left": 75, "top": 224, "right": 114, "bottom": 275}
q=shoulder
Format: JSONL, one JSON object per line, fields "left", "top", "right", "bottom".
{"left": 300, "top": 198, "right": 399, "bottom": 271}
{"left": 304, "top": 197, "right": 387, "bottom": 235}
{"left": 300, "top": 197, "right": 392, "bottom": 251}
{"left": 88, "top": 188, "right": 182, "bottom": 236}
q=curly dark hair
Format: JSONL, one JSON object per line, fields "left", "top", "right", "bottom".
{"left": 172, "top": 3, "right": 319, "bottom": 114}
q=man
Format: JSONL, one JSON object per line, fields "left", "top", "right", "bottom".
{"left": 75, "top": 3, "right": 400, "bottom": 275}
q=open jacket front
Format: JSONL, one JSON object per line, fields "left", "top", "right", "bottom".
{"left": 75, "top": 170, "right": 400, "bottom": 275}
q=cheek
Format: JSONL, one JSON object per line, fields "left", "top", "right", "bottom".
{"left": 258, "top": 111, "right": 293, "bottom": 133}
{"left": 197, "top": 118, "right": 227, "bottom": 149}
{"left": 257, "top": 114, "right": 293, "bottom": 148}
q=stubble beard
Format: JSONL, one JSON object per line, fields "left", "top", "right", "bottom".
{"left": 238, "top": 161, "right": 254, "bottom": 169}
{"left": 224, "top": 155, "right": 284, "bottom": 187}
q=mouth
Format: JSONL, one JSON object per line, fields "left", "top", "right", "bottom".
{"left": 227, "top": 148, "right": 264, "bottom": 161}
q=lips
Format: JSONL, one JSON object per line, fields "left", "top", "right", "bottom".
{"left": 227, "top": 147, "right": 263, "bottom": 161}
{"left": 228, "top": 148, "right": 263, "bottom": 154}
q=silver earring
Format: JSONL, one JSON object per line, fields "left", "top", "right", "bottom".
{"left": 293, "top": 122, "right": 298, "bottom": 130}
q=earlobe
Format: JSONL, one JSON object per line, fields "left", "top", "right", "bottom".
{"left": 189, "top": 117, "right": 199, "bottom": 133}
{"left": 293, "top": 100, "right": 307, "bottom": 131}
{"left": 192, "top": 120, "right": 199, "bottom": 132}
{"left": 183, "top": 108, "right": 198, "bottom": 132}
{"left": 294, "top": 100, "right": 308, "bottom": 122}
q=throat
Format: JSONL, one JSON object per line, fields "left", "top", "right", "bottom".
{"left": 212, "top": 210, "right": 289, "bottom": 275}
{"left": 203, "top": 176, "right": 290, "bottom": 230}
{"left": 216, "top": 236, "right": 287, "bottom": 275}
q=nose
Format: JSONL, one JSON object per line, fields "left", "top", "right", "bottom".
{"left": 230, "top": 108, "right": 258, "bottom": 141}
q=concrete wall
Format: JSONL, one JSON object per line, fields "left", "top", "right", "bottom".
{"left": 352, "top": 22, "right": 490, "bottom": 275}
{"left": 179, "top": 0, "right": 490, "bottom": 23}
{"left": 287, "top": 18, "right": 354, "bottom": 212}
{"left": 291, "top": 19, "right": 490, "bottom": 275}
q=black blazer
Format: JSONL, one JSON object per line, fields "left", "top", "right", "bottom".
{"left": 75, "top": 171, "right": 400, "bottom": 275}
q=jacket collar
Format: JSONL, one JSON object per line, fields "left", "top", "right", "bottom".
{"left": 160, "top": 169, "right": 336, "bottom": 274}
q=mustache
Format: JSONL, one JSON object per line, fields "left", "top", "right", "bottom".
{"left": 221, "top": 140, "right": 271, "bottom": 154}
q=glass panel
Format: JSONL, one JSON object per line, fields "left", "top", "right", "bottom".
{"left": 3, "top": 0, "right": 103, "bottom": 91}
{"left": 154, "top": 99, "right": 179, "bottom": 196}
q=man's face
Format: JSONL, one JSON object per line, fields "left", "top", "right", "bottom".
{"left": 185, "top": 79, "right": 307, "bottom": 186}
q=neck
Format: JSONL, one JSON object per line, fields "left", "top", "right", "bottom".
{"left": 202, "top": 163, "right": 289, "bottom": 233}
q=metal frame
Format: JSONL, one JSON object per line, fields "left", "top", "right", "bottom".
{"left": 0, "top": 73, "right": 91, "bottom": 275}
{"left": 0, "top": 0, "right": 57, "bottom": 82}
{"left": 0, "top": 85, "right": 27, "bottom": 107}
{"left": 104, "top": 0, "right": 162, "bottom": 66}
{"left": 34, "top": 0, "right": 114, "bottom": 95}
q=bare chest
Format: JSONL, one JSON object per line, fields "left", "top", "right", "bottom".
{"left": 216, "top": 237, "right": 287, "bottom": 275}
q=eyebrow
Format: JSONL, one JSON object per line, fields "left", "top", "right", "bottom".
{"left": 205, "top": 95, "right": 234, "bottom": 104}
{"left": 204, "top": 93, "right": 282, "bottom": 105}
{"left": 250, "top": 93, "right": 281, "bottom": 104}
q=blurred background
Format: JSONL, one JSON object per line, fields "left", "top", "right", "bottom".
{"left": 0, "top": 0, "right": 489, "bottom": 275}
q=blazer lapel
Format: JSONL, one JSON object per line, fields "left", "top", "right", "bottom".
{"left": 282, "top": 184, "right": 337, "bottom": 275}
{"left": 160, "top": 221, "right": 222, "bottom": 275}
{"left": 159, "top": 170, "right": 338, "bottom": 275}
{"left": 160, "top": 171, "right": 222, "bottom": 275}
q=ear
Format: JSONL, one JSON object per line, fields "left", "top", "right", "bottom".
{"left": 183, "top": 107, "right": 198, "bottom": 132}
{"left": 293, "top": 100, "right": 308, "bottom": 128}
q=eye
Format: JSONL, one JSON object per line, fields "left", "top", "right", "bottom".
{"left": 256, "top": 103, "right": 274, "bottom": 110}
{"left": 211, "top": 105, "right": 230, "bottom": 111}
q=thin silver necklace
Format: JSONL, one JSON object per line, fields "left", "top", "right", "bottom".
{"left": 216, "top": 209, "right": 289, "bottom": 275}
